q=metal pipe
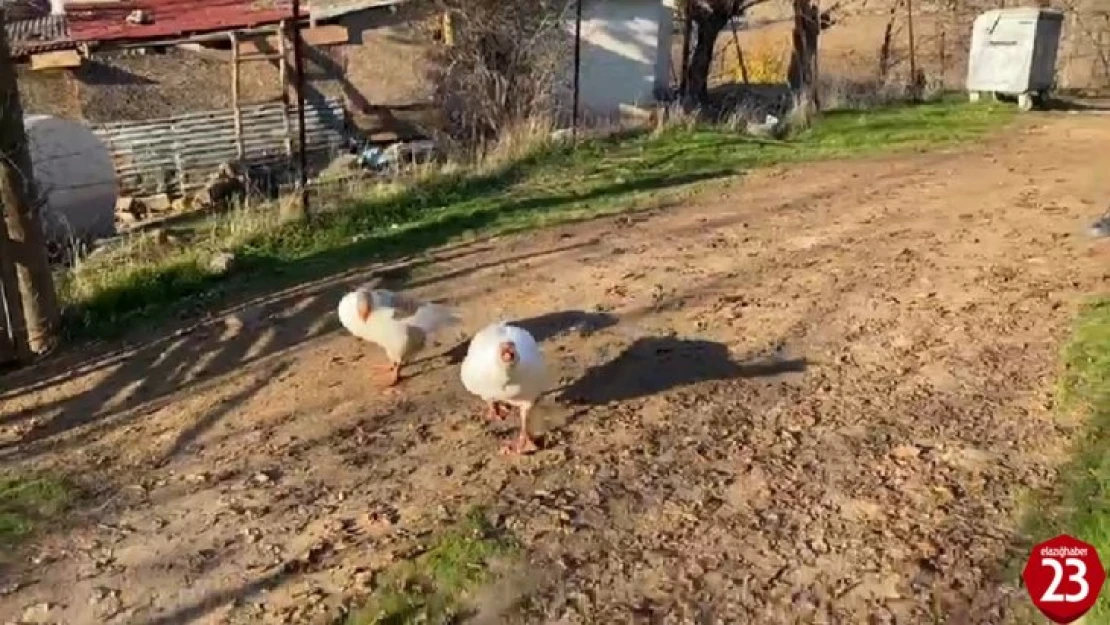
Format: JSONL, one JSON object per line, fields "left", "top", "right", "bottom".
{"left": 679, "top": 1, "right": 692, "bottom": 98}
{"left": 571, "top": 0, "right": 583, "bottom": 144}
{"left": 291, "top": 0, "right": 310, "bottom": 214}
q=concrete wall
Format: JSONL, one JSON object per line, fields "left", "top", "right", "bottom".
{"left": 571, "top": 0, "right": 673, "bottom": 121}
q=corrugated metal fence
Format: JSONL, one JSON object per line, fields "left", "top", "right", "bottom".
{"left": 92, "top": 97, "right": 347, "bottom": 198}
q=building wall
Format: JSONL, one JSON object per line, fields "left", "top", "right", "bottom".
{"left": 16, "top": 2, "right": 438, "bottom": 138}
{"left": 571, "top": 0, "right": 672, "bottom": 121}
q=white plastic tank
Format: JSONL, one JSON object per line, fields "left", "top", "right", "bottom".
{"left": 23, "top": 115, "right": 118, "bottom": 241}
{"left": 966, "top": 7, "right": 1064, "bottom": 111}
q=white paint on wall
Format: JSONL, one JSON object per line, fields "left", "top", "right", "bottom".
{"left": 567, "top": 0, "right": 674, "bottom": 121}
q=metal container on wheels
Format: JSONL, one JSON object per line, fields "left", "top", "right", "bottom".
{"left": 966, "top": 7, "right": 1064, "bottom": 112}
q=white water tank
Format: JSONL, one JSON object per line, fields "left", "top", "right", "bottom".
{"left": 966, "top": 7, "right": 1064, "bottom": 111}
{"left": 23, "top": 115, "right": 118, "bottom": 241}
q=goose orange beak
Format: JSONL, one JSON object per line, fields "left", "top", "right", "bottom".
{"left": 356, "top": 293, "right": 372, "bottom": 322}
{"left": 498, "top": 341, "right": 517, "bottom": 364}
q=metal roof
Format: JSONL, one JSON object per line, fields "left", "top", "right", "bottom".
{"left": 4, "top": 14, "right": 74, "bottom": 56}
{"left": 66, "top": 0, "right": 294, "bottom": 43}
{"left": 5, "top": 0, "right": 404, "bottom": 56}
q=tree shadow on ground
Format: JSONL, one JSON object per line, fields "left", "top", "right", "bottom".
{"left": 139, "top": 566, "right": 291, "bottom": 625}
{"left": 0, "top": 236, "right": 595, "bottom": 465}
{"left": 0, "top": 153, "right": 735, "bottom": 464}
{"left": 559, "top": 336, "right": 808, "bottom": 405}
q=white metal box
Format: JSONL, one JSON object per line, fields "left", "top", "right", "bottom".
{"left": 966, "top": 7, "right": 1064, "bottom": 110}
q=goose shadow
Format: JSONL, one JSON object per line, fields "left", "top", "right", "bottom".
{"left": 557, "top": 336, "right": 808, "bottom": 406}
{"left": 433, "top": 310, "right": 621, "bottom": 365}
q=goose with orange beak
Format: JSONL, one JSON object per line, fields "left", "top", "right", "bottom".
{"left": 337, "top": 285, "right": 460, "bottom": 388}
{"left": 460, "top": 321, "right": 549, "bottom": 455}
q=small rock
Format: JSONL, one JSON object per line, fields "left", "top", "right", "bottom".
{"left": 208, "top": 251, "right": 237, "bottom": 276}
{"left": 353, "top": 569, "right": 375, "bottom": 588}
{"left": 21, "top": 602, "right": 57, "bottom": 623}
{"left": 89, "top": 585, "right": 120, "bottom": 606}
{"left": 251, "top": 471, "right": 275, "bottom": 486}
{"left": 224, "top": 307, "right": 264, "bottom": 334}
{"left": 184, "top": 472, "right": 210, "bottom": 484}
{"left": 891, "top": 444, "right": 921, "bottom": 460}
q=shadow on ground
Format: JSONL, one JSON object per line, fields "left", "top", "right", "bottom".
{"left": 1041, "top": 96, "right": 1110, "bottom": 113}
{"left": 559, "top": 336, "right": 808, "bottom": 405}
{"left": 0, "top": 238, "right": 602, "bottom": 465}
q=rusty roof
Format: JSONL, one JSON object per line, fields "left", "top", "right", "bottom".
{"left": 4, "top": 13, "right": 75, "bottom": 56}
{"left": 66, "top": 0, "right": 293, "bottom": 43}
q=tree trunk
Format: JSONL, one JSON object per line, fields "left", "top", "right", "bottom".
{"left": 684, "top": 10, "right": 728, "bottom": 105}
{"left": 0, "top": 8, "right": 60, "bottom": 359}
{"left": 678, "top": 3, "right": 694, "bottom": 96}
{"left": 787, "top": 0, "right": 821, "bottom": 128}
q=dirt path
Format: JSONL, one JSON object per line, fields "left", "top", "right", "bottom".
{"left": 2, "top": 114, "right": 1109, "bottom": 625}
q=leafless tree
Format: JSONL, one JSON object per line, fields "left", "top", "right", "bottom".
{"left": 0, "top": 8, "right": 61, "bottom": 360}
{"left": 428, "top": 0, "right": 574, "bottom": 145}
{"left": 681, "top": 0, "right": 772, "bottom": 104}
{"left": 786, "top": 0, "right": 822, "bottom": 126}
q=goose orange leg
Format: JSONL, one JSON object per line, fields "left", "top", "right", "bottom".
{"left": 370, "top": 362, "right": 402, "bottom": 387}
{"left": 500, "top": 401, "right": 539, "bottom": 456}
{"left": 485, "top": 401, "right": 512, "bottom": 421}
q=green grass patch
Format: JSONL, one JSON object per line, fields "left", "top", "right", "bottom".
{"left": 0, "top": 473, "right": 73, "bottom": 550}
{"left": 344, "top": 509, "right": 518, "bottom": 625}
{"left": 1017, "top": 297, "right": 1110, "bottom": 623}
{"left": 61, "top": 100, "right": 1014, "bottom": 340}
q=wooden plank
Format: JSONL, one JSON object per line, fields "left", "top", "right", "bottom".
{"left": 29, "top": 49, "right": 82, "bottom": 70}
{"left": 238, "top": 24, "right": 347, "bottom": 55}
{"left": 278, "top": 20, "right": 293, "bottom": 157}
{"left": 238, "top": 53, "right": 284, "bottom": 62}
{"left": 230, "top": 32, "right": 244, "bottom": 161}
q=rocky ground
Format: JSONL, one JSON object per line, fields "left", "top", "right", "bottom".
{"left": 1, "top": 113, "right": 1108, "bottom": 625}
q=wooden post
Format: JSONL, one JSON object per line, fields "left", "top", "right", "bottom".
{"left": 0, "top": 281, "right": 16, "bottom": 364}
{"left": 229, "top": 31, "right": 245, "bottom": 161}
{"left": 906, "top": 0, "right": 918, "bottom": 101}
{"left": 291, "top": 0, "right": 310, "bottom": 217}
{"left": 729, "top": 19, "right": 750, "bottom": 84}
{"left": 0, "top": 212, "right": 26, "bottom": 365}
{"left": 68, "top": 70, "right": 81, "bottom": 118}
{"left": 278, "top": 20, "right": 292, "bottom": 157}
{"left": 678, "top": 3, "right": 692, "bottom": 98}
{"left": 442, "top": 11, "right": 454, "bottom": 46}
{"left": 0, "top": 8, "right": 59, "bottom": 359}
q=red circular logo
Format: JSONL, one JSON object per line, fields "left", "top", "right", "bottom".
{"left": 1022, "top": 534, "right": 1107, "bottom": 624}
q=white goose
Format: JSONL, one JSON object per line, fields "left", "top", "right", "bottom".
{"left": 337, "top": 285, "right": 460, "bottom": 388}
{"left": 460, "top": 321, "right": 548, "bottom": 455}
